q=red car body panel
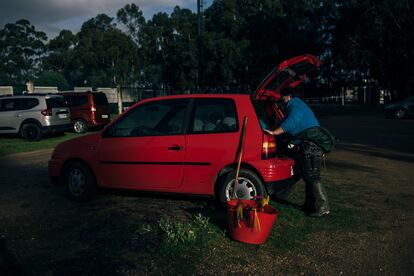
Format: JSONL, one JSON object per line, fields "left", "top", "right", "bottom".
{"left": 98, "top": 135, "right": 185, "bottom": 190}
{"left": 49, "top": 94, "right": 295, "bottom": 197}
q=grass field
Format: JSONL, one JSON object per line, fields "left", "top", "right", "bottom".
{"left": 121, "top": 177, "right": 365, "bottom": 274}
{"left": 0, "top": 132, "right": 79, "bottom": 157}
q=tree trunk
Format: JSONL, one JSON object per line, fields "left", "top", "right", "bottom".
{"left": 117, "top": 85, "right": 123, "bottom": 114}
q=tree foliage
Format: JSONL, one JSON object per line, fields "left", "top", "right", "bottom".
{"left": 0, "top": 19, "right": 47, "bottom": 85}
{"left": 0, "top": 0, "right": 412, "bottom": 98}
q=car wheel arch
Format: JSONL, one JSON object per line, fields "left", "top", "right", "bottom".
{"left": 60, "top": 158, "right": 97, "bottom": 185}
{"left": 214, "top": 162, "right": 267, "bottom": 198}
{"left": 19, "top": 119, "right": 42, "bottom": 133}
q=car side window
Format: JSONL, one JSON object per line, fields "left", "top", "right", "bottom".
{"left": 0, "top": 99, "right": 19, "bottom": 111}
{"left": 110, "top": 99, "right": 189, "bottom": 137}
{"left": 21, "top": 98, "right": 39, "bottom": 110}
{"left": 66, "top": 95, "right": 89, "bottom": 107}
{"left": 190, "top": 99, "right": 238, "bottom": 134}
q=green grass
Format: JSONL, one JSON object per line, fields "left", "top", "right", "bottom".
{"left": 0, "top": 132, "right": 79, "bottom": 157}
{"left": 128, "top": 182, "right": 364, "bottom": 274}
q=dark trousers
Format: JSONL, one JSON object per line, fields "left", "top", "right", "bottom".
{"left": 295, "top": 141, "right": 329, "bottom": 214}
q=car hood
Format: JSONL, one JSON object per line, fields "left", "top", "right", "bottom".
{"left": 251, "top": 54, "right": 321, "bottom": 101}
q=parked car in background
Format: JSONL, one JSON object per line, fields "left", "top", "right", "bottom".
{"left": 61, "top": 91, "right": 110, "bottom": 133}
{"left": 384, "top": 96, "right": 414, "bottom": 118}
{"left": 49, "top": 54, "right": 320, "bottom": 204}
{"left": 0, "top": 94, "right": 71, "bottom": 141}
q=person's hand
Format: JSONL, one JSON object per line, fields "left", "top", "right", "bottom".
{"left": 264, "top": 129, "right": 274, "bottom": 135}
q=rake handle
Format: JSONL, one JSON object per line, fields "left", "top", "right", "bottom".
{"left": 232, "top": 116, "right": 248, "bottom": 200}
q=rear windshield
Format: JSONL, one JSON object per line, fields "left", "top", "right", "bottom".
{"left": 253, "top": 101, "right": 283, "bottom": 129}
{"left": 93, "top": 93, "right": 108, "bottom": 106}
{"left": 46, "top": 97, "right": 67, "bottom": 108}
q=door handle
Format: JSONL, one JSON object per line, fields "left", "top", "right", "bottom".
{"left": 168, "top": 145, "right": 184, "bottom": 151}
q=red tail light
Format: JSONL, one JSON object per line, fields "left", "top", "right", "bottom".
{"left": 41, "top": 109, "right": 52, "bottom": 116}
{"left": 91, "top": 106, "right": 97, "bottom": 112}
{"left": 262, "top": 133, "right": 277, "bottom": 159}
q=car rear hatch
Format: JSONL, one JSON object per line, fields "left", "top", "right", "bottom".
{"left": 92, "top": 92, "right": 110, "bottom": 124}
{"left": 252, "top": 54, "right": 321, "bottom": 157}
{"left": 45, "top": 96, "right": 71, "bottom": 124}
{"left": 251, "top": 54, "right": 321, "bottom": 101}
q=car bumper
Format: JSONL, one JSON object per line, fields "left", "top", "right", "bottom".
{"left": 42, "top": 124, "right": 72, "bottom": 134}
{"left": 249, "top": 157, "right": 295, "bottom": 183}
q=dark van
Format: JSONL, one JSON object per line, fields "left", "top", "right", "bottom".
{"left": 61, "top": 91, "right": 110, "bottom": 133}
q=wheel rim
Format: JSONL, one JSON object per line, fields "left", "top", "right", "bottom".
{"left": 74, "top": 121, "right": 85, "bottom": 133}
{"left": 225, "top": 177, "right": 258, "bottom": 201}
{"left": 25, "top": 125, "right": 39, "bottom": 140}
{"left": 68, "top": 169, "right": 86, "bottom": 196}
{"left": 395, "top": 109, "right": 406, "bottom": 118}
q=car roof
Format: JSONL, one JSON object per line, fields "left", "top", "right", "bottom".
{"left": 141, "top": 93, "right": 250, "bottom": 102}
{"left": 59, "top": 91, "right": 104, "bottom": 95}
{"left": 0, "top": 94, "right": 63, "bottom": 99}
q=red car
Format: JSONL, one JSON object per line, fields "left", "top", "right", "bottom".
{"left": 61, "top": 91, "right": 110, "bottom": 133}
{"left": 49, "top": 54, "right": 321, "bottom": 203}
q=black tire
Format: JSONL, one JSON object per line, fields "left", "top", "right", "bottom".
{"left": 21, "top": 123, "right": 42, "bottom": 141}
{"left": 394, "top": 108, "right": 407, "bottom": 119}
{"left": 62, "top": 161, "right": 96, "bottom": 202}
{"left": 73, "top": 119, "right": 87, "bottom": 134}
{"left": 217, "top": 169, "right": 267, "bottom": 205}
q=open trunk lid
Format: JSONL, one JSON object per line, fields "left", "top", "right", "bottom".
{"left": 251, "top": 54, "right": 321, "bottom": 101}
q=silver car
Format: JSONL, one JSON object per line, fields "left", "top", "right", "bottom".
{"left": 0, "top": 94, "right": 71, "bottom": 141}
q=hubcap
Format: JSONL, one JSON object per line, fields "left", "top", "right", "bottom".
{"left": 225, "top": 177, "right": 257, "bottom": 201}
{"left": 74, "top": 121, "right": 85, "bottom": 133}
{"left": 27, "top": 126, "right": 38, "bottom": 139}
{"left": 68, "top": 169, "right": 86, "bottom": 196}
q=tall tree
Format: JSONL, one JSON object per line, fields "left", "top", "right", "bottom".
{"left": 0, "top": 19, "right": 47, "bottom": 85}
{"left": 116, "top": 3, "right": 146, "bottom": 46}
{"left": 334, "top": 0, "right": 414, "bottom": 98}
{"left": 76, "top": 14, "right": 139, "bottom": 113}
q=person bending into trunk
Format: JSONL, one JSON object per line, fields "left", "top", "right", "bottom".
{"left": 265, "top": 88, "right": 333, "bottom": 217}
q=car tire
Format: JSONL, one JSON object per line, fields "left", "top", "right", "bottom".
{"left": 63, "top": 161, "right": 96, "bottom": 202}
{"left": 21, "top": 123, "right": 42, "bottom": 141}
{"left": 73, "top": 119, "right": 87, "bottom": 134}
{"left": 394, "top": 108, "right": 407, "bottom": 119}
{"left": 218, "top": 169, "right": 267, "bottom": 206}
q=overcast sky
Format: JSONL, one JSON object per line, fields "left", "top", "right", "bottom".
{"left": 0, "top": 0, "right": 212, "bottom": 39}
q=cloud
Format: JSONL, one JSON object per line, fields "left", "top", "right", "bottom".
{"left": 0, "top": 0, "right": 197, "bottom": 38}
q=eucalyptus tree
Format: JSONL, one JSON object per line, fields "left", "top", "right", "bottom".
{"left": 0, "top": 19, "right": 47, "bottom": 85}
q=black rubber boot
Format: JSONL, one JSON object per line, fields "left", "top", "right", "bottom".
{"left": 308, "top": 181, "right": 330, "bottom": 217}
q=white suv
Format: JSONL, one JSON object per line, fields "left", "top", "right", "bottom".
{"left": 0, "top": 94, "right": 71, "bottom": 141}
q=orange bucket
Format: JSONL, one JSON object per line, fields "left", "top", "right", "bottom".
{"left": 226, "top": 199, "right": 278, "bottom": 244}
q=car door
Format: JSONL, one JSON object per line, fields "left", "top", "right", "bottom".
{"left": 183, "top": 98, "right": 240, "bottom": 194}
{"left": 98, "top": 98, "right": 190, "bottom": 190}
{"left": 0, "top": 98, "right": 21, "bottom": 133}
